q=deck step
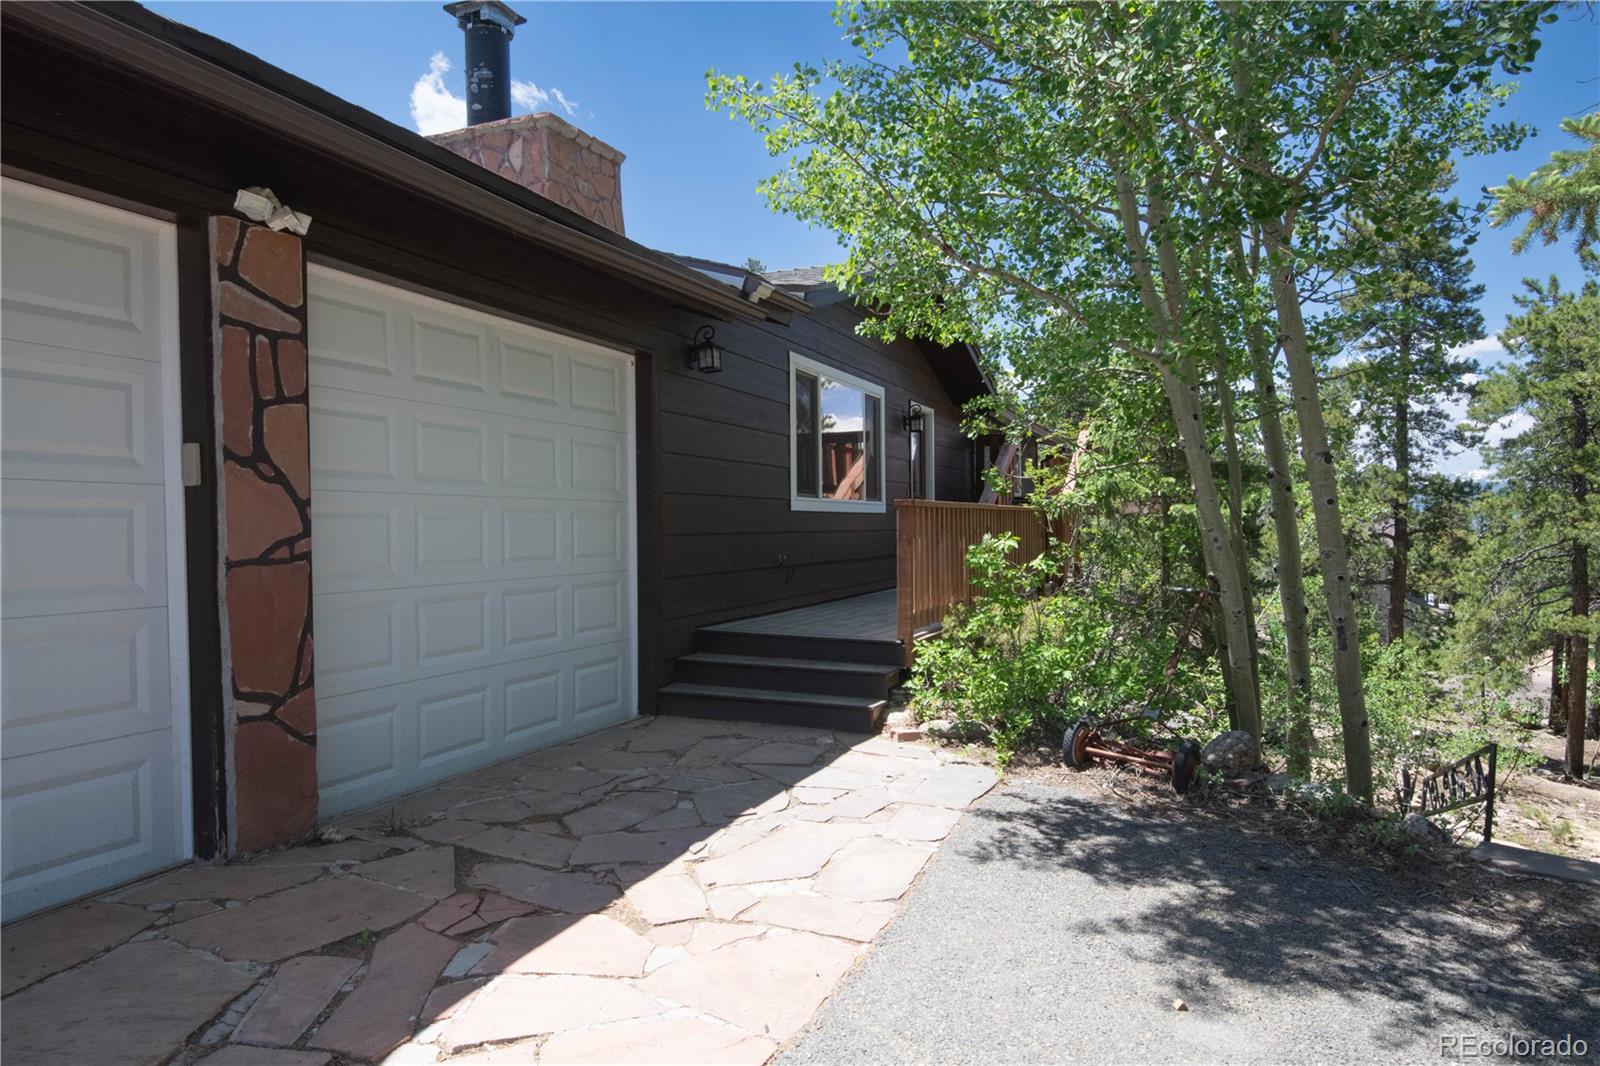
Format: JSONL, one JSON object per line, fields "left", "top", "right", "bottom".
{"left": 695, "top": 627, "right": 905, "bottom": 667}
{"left": 655, "top": 682, "right": 888, "bottom": 734}
{"left": 674, "top": 652, "right": 901, "bottom": 698}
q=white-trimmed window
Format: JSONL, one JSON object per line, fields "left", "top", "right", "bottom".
{"left": 789, "top": 351, "right": 885, "bottom": 513}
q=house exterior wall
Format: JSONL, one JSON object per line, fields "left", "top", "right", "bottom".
{"left": 0, "top": 19, "right": 983, "bottom": 856}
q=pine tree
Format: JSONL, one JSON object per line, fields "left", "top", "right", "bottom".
{"left": 1333, "top": 186, "right": 1484, "bottom": 641}
{"left": 1491, "top": 114, "right": 1600, "bottom": 270}
{"left": 1471, "top": 278, "right": 1600, "bottom": 775}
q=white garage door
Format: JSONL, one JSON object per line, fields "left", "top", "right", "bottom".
{"left": 307, "top": 266, "right": 637, "bottom": 816}
{"left": 1, "top": 183, "right": 191, "bottom": 920}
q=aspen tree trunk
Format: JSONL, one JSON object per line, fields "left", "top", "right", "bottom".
{"left": 1230, "top": 236, "right": 1314, "bottom": 774}
{"left": 1243, "top": 311, "right": 1315, "bottom": 775}
{"left": 1263, "top": 218, "right": 1374, "bottom": 800}
{"left": 1116, "top": 175, "right": 1262, "bottom": 740}
{"left": 1199, "top": 270, "right": 1263, "bottom": 714}
{"left": 1388, "top": 340, "right": 1411, "bottom": 643}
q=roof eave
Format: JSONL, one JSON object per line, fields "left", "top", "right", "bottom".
{"left": 8, "top": 1, "right": 776, "bottom": 324}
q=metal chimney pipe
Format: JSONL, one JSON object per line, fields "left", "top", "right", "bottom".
{"left": 443, "top": 1, "right": 527, "bottom": 126}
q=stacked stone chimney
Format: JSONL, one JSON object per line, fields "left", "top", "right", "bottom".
{"left": 430, "top": 112, "right": 626, "bottom": 235}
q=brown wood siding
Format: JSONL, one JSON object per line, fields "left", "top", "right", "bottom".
{"left": 0, "top": 27, "right": 982, "bottom": 704}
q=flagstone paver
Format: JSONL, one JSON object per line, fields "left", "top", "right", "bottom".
{"left": 879, "top": 803, "right": 964, "bottom": 841}
{"left": 1, "top": 900, "right": 159, "bottom": 995}
{"left": 459, "top": 825, "right": 576, "bottom": 867}
{"left": 116, "top": 864, "right": 321, "bottom": 905}
{"left": 418, "top": 891, "right": 537, "bottom": 936}
{"left": 474, "top": 914, "right": 654, "bottom": 977}
{"left": 694, "top": 822, "right": 874, "bottom": 886}
{"left": 309, "top": 924, "right": 458, "bottom": 1060}
{"left": 233, "top": 954, "right": 361, "bottom": 1047}
{"left": 563, "top": 789, "right": 680, "bottom": 835}
{"left": 1, "top": 715, "right": 997, "bottom": 1066}
{"left": 468, "top": 862, "right": 621, "bottom": 913}
{"left": 442, "top": 975, "right": 662, "bottom": 1051}
{"left": 638, "top": 929, "right": 861, "bottom": 1044}
{"left": 1, "top": 940, "right": 256, "bottom": 1064}
{"left": 741, "top": 894, "right": 898, "bottom": 941}
{"left": 813, "top": 836, "right": 934, "bottom": 901}
{"left": 351, "top": 846, "right": 456, "bottom": 899}
{"left": 625, "top": 869, "right": 709, "bottom": 924}
{"left": 167, "top": 876, "right": 430, "bottom": 961}
{"left": 539, "top": 1013, "right": 778, "bottom": 1064}
{"left": 200, "top": 1047, "right": 333, "bottom": 1066}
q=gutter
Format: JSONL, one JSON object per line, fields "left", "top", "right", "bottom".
{"left": 7, "top": 1, "right": 780, "bottom": 324}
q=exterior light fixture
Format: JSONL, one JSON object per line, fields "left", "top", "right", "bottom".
{"left": 689, "top": 325, "right": 723, "bottom": 373}
{"left": 903, "top": 401, "right": 925, "bottom": 434}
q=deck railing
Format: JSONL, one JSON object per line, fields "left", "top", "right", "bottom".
{"left": 895, "top": 499, "right": 1051, "bottom": 665}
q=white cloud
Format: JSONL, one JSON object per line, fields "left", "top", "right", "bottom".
{"left": 411, "top": 54, "right": 582, "bottom": 135}
{"left": 510, "top": 80, "right": 580, "bottom": 117}
{"left": 510, "top": 80, "right": 548, "bottom": 111}
{"left": 1468, "top": 467, "right": 1494, "bottom": 481}
{"left": 1449, "top": 336, "right": 1507, "bottom": 362}
{"left": 410, "top": 52, "right": 466, "bottom": 135}
{"left": 1483, "top": 411, "right": 1534, "bottom": 446}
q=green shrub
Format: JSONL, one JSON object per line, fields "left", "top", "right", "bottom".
{"left": 906, "top": 533, "right": 1221, "bottom": 763}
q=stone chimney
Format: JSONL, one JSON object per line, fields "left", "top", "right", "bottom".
{"left": 430, "top": 113, "right": 626, "bottom": 235}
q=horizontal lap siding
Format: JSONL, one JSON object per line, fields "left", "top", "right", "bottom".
{"left": 654, "top": 303, "right": 977, "bottom": 686}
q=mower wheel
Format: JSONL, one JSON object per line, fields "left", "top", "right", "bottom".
{"left": 1171, "top": 739, "right": 1201, "bottom": 794}
{"left": 1063, "top": 720, "right": 1095, "bottom": 769}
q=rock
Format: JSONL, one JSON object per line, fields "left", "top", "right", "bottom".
{"left": 1402, "top": 812, "right": 1448, "bottom": 847}
{"left": 1201, "top": 730, "right": 1258, "bottom": 776}
{"left": 922, "top": 719, "right": 954, "bottom": 737}
{"left": 1173, "top": 998, "right": 1189, "bottom": 1012}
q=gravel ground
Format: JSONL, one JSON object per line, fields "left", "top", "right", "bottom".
{"left": 781, "top": 781, "right": 1599, "bottom": 1064}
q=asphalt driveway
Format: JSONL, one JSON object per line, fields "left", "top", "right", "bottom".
{"left": 782, "top": 781, "right": 1599, "bottom": 1064}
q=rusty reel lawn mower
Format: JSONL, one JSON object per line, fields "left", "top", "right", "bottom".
{"left": 1060, "top": 588, "right": 1208, "bottom": 794}
{"left": 1062, "top": 709, "right": 1202, "bottom": 794}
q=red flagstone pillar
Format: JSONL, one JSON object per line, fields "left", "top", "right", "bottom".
{"left": 211, "top": 216, "right": 317, "bottom": 852}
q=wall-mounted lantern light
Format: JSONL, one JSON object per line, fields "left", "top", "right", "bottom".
{"left": 689, "top": 325, "right": 723, "bottom": 374}
{"left": 903, "top": 401, "right": 925, "bottom": 434}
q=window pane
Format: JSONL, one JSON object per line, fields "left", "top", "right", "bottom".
{"left": 865, "top": 394, "right": 881, "bottom": 501}
{"left": 820, "top": 376, "right": 867, "bottom": 500}
{"left": 795, "top": 371, "right": 818, "bottom": 497}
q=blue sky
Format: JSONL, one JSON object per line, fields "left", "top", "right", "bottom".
{"left": 152, "top": 0, "right": 1596, "bottom": 471}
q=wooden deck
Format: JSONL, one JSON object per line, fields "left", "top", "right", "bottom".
{"left": 703, "top": 589, "right": 900, "bottom": 642}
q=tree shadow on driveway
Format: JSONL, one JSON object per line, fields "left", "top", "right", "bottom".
{"left": 956, "top": 784, "right": 1598, "bottom": 1049}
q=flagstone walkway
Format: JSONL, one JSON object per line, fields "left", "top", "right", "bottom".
{"left": 1, "top": 716, "right": 996, "bottom": 1066}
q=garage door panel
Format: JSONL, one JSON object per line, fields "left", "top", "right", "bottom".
{"left": 2, "top": 481, "right": 168, "bottom": 618}
{"left": 308, "top": 269, "right": 629, "bottom": 435}
{"left": 312, "top": 384, "right": 625, "bottom": 502}
{"left": 315, "top": 575, "right": 630, "bottom": 701}
{"left": 316, "top": 642, "right": 633, "bottom": 815}
{"left": 1, "top": 195, "right": 165, "bottom": 362}
{"left": 311, "top": 266, "right": 635, "bottom": 819}
{"left": 1, "top": 731, "right": 179, "bottom": 919}
{"left": 1, "top": 341, "right": 166, "bottom": 485}
{"left": 312, "top": 492, "right": 628, "bottom": 595}
{"left": 2, "top": 608, "right": 170, "bottom": 757}
{"left": 1, "top": 185, "right": 187, "bottom": 920}
{"left": 309, "top": 395, "right": 400, "bottom": 483}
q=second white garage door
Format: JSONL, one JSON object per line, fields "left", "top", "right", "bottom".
{"left": 307, "top": 266, "right": 636, "bottom": 817}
